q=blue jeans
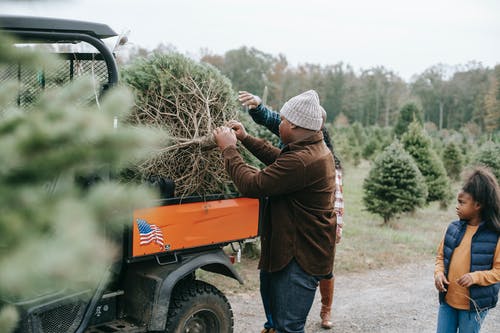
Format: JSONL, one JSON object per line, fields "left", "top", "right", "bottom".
{"left": 269, "top": 259, "right": 320, "bottom": 333}
{"left": 436, "top": 301, "right": 488, "bottom": 333}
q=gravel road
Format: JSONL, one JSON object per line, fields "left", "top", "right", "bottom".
{"left": 226, "top": 261, "right": 500, "bottom": 333}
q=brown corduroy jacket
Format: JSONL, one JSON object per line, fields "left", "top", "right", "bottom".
{"left": 222, "top": 131, "right": 336, "bottom": 276}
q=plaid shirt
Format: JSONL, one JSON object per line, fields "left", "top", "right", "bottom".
{"left": 248, "top": 103, "right": 345, "bottom": 239}
{"left": 334, "top": 169, "right": 344, "bottom": 238}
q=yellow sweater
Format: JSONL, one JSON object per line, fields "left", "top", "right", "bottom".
{"left": 435, "top": 224, "right": 500, "bottom": 310}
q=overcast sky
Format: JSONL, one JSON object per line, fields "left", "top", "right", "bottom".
{"left": 1, "top": 0, "right": 499, "bottom": 81}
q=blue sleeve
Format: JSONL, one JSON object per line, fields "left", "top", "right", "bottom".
{"left": 248, "top": 104, "right": 281, "bottom": 138}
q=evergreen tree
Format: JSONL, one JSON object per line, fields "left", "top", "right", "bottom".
{"left": 351, "top": 121, "right": 366, "bottom": 146}
{"left": 472, "top": 141, "right": 500, "bottom": 180}
{"left": 363, "top": 141, "right": 428, "bottom": 224}
{"left": 362, "top": 139, "right": 378, "bottom": 160}
{"left": 0, "top": 34, "right": 164, "bottom": 332}
{"left": 393, "top": 102, "right": 424, "bottom": 138}
{"left": 362, "top": 126, "right": 393, "bottom": 160}
{"left": 330, "top": 125, "right": 362, "bottom": 166}
{"left": 401, "top": 121, "right": 451, "bottom": 204}
{"left": 442, "top": 142, "right": 464, "bottom": 181}
{"left": 483, "top": 65, "right": 500, "bottom": 134}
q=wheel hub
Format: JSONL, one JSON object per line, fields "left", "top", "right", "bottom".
{"left": 183, "top": 309, "right": 219, "bottom": 333}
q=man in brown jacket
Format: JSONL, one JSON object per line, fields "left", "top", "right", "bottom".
{"left": 213, "top": 90, "right": 336, "bottom": 333}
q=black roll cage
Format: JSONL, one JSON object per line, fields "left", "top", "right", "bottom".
{"left": 0, "top": 15, "right": 119, "bottom": 88}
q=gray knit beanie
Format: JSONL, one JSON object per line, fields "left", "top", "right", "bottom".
{"left": 280, "top": 90, "right": 323, "bottom": 131}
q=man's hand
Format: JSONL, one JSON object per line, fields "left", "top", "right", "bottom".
{"left": 226, "top": 120, "right": 248, "bottom": 141}
{"left": 238, "top": 91, "right": 262, "bottom": 109}
{"left": 434, "top": 271, "right": 449, "bottom": 292}
{"left": 213, "top": 126, "right": 237, "bottom": 150}
{"left": 457, "top": 273, "right": 474, "bottom": 288}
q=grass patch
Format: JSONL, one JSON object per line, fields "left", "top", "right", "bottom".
{"left": 335, "top": 160, "right": 454, "bottom": 272}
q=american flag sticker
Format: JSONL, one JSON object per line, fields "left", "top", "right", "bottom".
{"left": 136, "top": 218, "right": 165, "bottom": 250}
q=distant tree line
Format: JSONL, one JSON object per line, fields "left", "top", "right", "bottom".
{"left": 123, "top": 45, "right": 500, "bottom": 135}
{"left": 198, "top": 47, "right": 499, "bottom": 134}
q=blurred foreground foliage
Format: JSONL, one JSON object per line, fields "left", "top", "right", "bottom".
{"left": 0, "top": 33, "right": 166, "bottom": 332}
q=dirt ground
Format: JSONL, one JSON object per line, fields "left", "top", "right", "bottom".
{"left": 223, "top": 260, "right": 500, "bottom": 333}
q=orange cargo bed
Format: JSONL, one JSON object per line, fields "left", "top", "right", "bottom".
{"left": 130, "top": 196, "right": 260, "bottom": 259}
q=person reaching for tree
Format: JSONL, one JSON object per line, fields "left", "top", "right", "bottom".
{"left": 238, "top": 90, "right": 344, "bottom": 330}
{"left": 213, "top": 90, "right": 336, "bottom": 333}
{"left": 434, "top": 166, "right": 500, "bottom": 333}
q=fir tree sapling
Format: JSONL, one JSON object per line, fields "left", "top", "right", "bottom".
{"left": 393, "top": 103, "right": 424, "bottom": 138}
{"left": 401, "top": 121, "right": 451, "bottom": 204}
{"left": 442, "top": 142, "right": 464, "bottom": 181}
{"left": 363, "top": 141, "right": 428, "bottom": 224}
{"left": 473, "top": 141, "right": 500, "bottom": 180}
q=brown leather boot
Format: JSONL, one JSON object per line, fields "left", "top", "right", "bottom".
{"left": 319, "top": 278, "right": 334, "bottom": 329}
{"left": 260, "top": 329, "right": 276, "bottom": 333}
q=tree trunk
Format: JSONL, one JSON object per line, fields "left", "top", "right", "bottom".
{"left": 439, "top": 101, "right": 444, "bottom": 130}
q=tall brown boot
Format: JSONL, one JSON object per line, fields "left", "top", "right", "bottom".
{"left": 319, "top": 277, "right": 334, "bottom": 329}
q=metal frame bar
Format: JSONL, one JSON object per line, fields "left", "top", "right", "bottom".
{"left": 10, "top": 30, "right": 119, "bottom": 87}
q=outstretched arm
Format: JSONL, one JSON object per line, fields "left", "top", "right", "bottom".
{"left": 238, "top": 91, "right": 281, "bottom": 137}
{"left": 221, "top": 145, "right": 305, "bottom": 198}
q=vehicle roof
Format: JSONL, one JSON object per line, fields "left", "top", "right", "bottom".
{"left": 0, "top": 15, "right": 117, "bottom": 39}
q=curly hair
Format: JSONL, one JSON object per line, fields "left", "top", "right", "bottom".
{"left": 321, "top": 127, "right": 342, "bottom": 171}
{"left": 462, "top": 166, "right": 500, "bottom": 233}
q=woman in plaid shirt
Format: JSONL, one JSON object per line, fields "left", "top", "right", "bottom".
{"left": 239, "top": 91, "right": 344, "bottom": 331}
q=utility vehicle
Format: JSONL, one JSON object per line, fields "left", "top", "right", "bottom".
{"left": 0, "top": 15, "right": 260, "bottom": 333}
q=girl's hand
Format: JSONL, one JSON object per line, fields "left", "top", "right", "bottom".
{"left": 434, "top": 272, "right": 449, "bottom": 292}
{"left": 457, "top": 273, "right": 474, "bottom": 288}
{"left": 226, "top": 120, "right": 248, "bottom": 141}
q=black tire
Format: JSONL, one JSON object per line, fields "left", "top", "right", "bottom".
{"left": 164, "top": 280, "right": 234, "bottom": 333}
